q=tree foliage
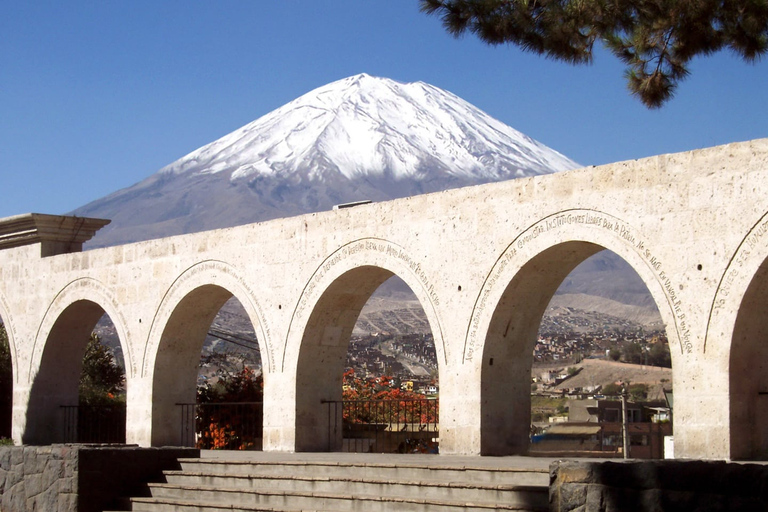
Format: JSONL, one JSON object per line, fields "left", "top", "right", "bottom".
{"left": 196, "top": 367, "right": 263, "bottom": 450}
{"left": 623, "top": 341, "right": 645, "bottom": 364}
{"left": 628, "top": 382, "right": 648, "bottom": 400}
{"left": 0, "top": 324, "right": 11, "bottom": 438}
{"left": 0, "top": 324, "right": 11, "bottom": 401}
{"left": 601, "top": 382, "right": 648, "bottom": 400}
{"left": 421, "top": 0, "right": 768, "bottom": 107}
{"left": 197, "top": 366, "right": 263, "bottom": 404}
{"left": 343, "top": 370, "right": 400, "bottom": 401}
{"left": 647, "top": 341, "right": 672, "bottom": 367}
{"left": 602, "top": 382, "right": 622, "bottom": 395}
{"left": 79, "top": 333, "right": 125, "bottom": 405}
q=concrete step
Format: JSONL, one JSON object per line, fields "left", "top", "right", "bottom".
{"left": 117, "top": 455, "right": 550, "bottom": 512}
{"left": 162, "top": 471, "right": 546, "bottom": 505}
{"left": 122, "top": 499, "right": 313, "bottom": 512}
{"left": 128, "top": 486, "right": 548, "bottom": 512}
{"left": 176, "top": 458, "right": 549, "bottom": 486}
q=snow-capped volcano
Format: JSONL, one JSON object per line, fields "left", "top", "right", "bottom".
{"left": 74, "top": 74, "right": 579, "bottom": 247}
{"left": 161, "top": 73, "right": 576, "bottom": 182}
{"left": 74, "top": 75, "right": 656, "bottom": 330}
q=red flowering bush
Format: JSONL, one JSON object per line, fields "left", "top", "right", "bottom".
{"left": 342, "top": 370, "right": 438, "bottom": 425}
{"left": 196, "top": 367, "right": 263, "bottom": 450}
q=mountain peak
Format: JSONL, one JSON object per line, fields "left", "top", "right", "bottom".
{"left": 75, "top": 75, "right": 579, "bottom": 247}
{"left": 159, "top": 74, "right": 578, "bottom": 183}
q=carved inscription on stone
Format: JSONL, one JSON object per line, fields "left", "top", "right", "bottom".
{"left": 705, "top": 213, "right": 768, "bottom": 352}
{"left": 712, "top": 215, "right": 768, "bottom": 314}
{"left": 44, "top": 278, "right": 137, "bottom": 377}
{"left": 145, "top": 260, "right": 274, "bottom": 374}
{"left": 295, "top": 239, "right": 440, "bottom": 322}
{"left": 465, "top": 210, "right": 691, "bottom": 363}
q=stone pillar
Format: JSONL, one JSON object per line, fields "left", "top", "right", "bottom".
{"left": 125, "top": 376, "right": 153, "bottom": 447}
{"left": 262, "top": 371, "right": 297, "bottom": 452}
{"left": 480, "top": 354, "right": 533, "bottom": 455}
{"left": 12, "top": 383, "right": 29, "bottom": 446}
{"left": 437, "top": 364, "right": 481, "bottom": 455}
{"left": 672, "top": 358, "right": 731, "bottom": 459}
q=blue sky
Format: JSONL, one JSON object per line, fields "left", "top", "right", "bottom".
{"left": 2, "top": 1, "right": 766, "bottom": 218}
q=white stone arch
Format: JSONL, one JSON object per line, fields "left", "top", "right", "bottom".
{"left": 284, "top": 237, "right": 446, "bottom": 370}
{"left": 283, "top": 238, "right": 445, "bottom": 451}
{"left": 30, "top": 277, "right": 134, "bottom": 380}
{"left": 142, "top": 259, "right": 273, "bottom": 447}
{"left": 24, "top": 277, "right": 131, "bottom": 444}
{"left": 0, "top": 289, "right": 18, "bottom": 441}
{"left": 0, "top": 289, "right": 19, "bottom": 386}
{"left": 142, "top": 259, "right": 273, "bottom": 376}
{"left": 706, "top": 211, "right": 768, "bottom": 459}
{"left": 466, "top": 209, "right": 682, "bottom": 455}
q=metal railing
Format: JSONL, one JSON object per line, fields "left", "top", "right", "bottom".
{"left": 322, "top": 398, "right": 439, "bottom": 453}
{"left": 178, "top": 402, "right": 263, "bottom": 450}
{"left": 61, "top": 404, "right": 126, "bottom": 443}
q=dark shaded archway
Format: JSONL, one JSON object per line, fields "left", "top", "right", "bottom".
{"left": 24, "top": 300, "right": 108, "bottom": 444}
{"left": 0, "top": 319, "right": 11, "bottom": 439}
{"left": 730, "top": 257, "right": 768, "bottom": 460}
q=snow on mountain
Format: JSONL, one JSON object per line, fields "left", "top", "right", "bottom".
{"left": 73, "top": 74, "right": 579, "bottom": 247}
{"left": 160, "top": 73, "right": 577, "bottom": 183}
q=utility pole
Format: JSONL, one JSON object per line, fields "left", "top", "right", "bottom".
{"left": 621, "top": 383, "right": 630, "bottom": 459}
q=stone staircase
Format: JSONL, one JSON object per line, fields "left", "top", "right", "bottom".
{"left": 108, "top": 454, "right": 551, "bottom": 512}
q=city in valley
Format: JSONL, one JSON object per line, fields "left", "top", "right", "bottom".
{"left": 187, "top": 298, "right": 672, "bottom": 409}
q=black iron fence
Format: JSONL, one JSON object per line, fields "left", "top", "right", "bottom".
{"left": 322, "top": 398, "right": 439, "bottom": 453}
{"left": 178, "top": 401, "right": 263, "bottom": 450}
{"left": 61, "top": 404, "right": 126, "bottom": 443}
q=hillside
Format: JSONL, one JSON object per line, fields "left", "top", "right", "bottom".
{"left": 537, "top": 358, "right": 672, "bottom": 400}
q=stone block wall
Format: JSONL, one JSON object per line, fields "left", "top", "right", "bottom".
{"left": 0, "top": 445, "right": 198, "bottom": 512}
{"left": 0, "top": 445, "right": 76, "bottom": 512}
{"left": 550, "top": 460, "right": 768, "bottom": 511}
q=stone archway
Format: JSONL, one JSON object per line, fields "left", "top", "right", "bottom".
{"left": 144, "top": 261, "right": 271, "bottom": 447}
{"left": 24, "top": 278, "right": 131, "bottom": 444}
{"left": 466, "top": 210, "right": 682, "bottom": 455}
{"left": 729, "top": 260, "right": 768, "bottom": 459}
{"left": 709, "top": 213, "right": 768, "bottom": 460}
{"left": 0, "top": 291, "right": 19, "bottom": 391}
{"left": 0, "top": 293, "right": 16, "bottom": 440}
{"left": 285, "top": 239, "right": 445, "bottom": 452}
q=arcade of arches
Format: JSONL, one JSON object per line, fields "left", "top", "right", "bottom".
{"left": 1, "top": 139, "right": 768, "bottom": 460}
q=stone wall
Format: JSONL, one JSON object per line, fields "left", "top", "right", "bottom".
{"left": 550, "top": 460, "right": 768, "bottom": 511}
{"left": 0, "top": 445, "right": 198, "bottom": 512}
{"left": 3, "top": 139, "right": 768, "bottom": 457}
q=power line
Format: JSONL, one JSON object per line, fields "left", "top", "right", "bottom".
{"left": 207, "top": 327, "right": 260, "bottom": 353}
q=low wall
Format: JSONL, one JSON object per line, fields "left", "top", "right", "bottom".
{"left": 550, "top": 460, "right": 768, "bottom": 511}
{"left": 0, "top": 444, "right": 199, "bottom": 512}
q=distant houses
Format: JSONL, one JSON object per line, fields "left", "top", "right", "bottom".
{"left": 531, "top": 396, "right": 673, "bottom": 459}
